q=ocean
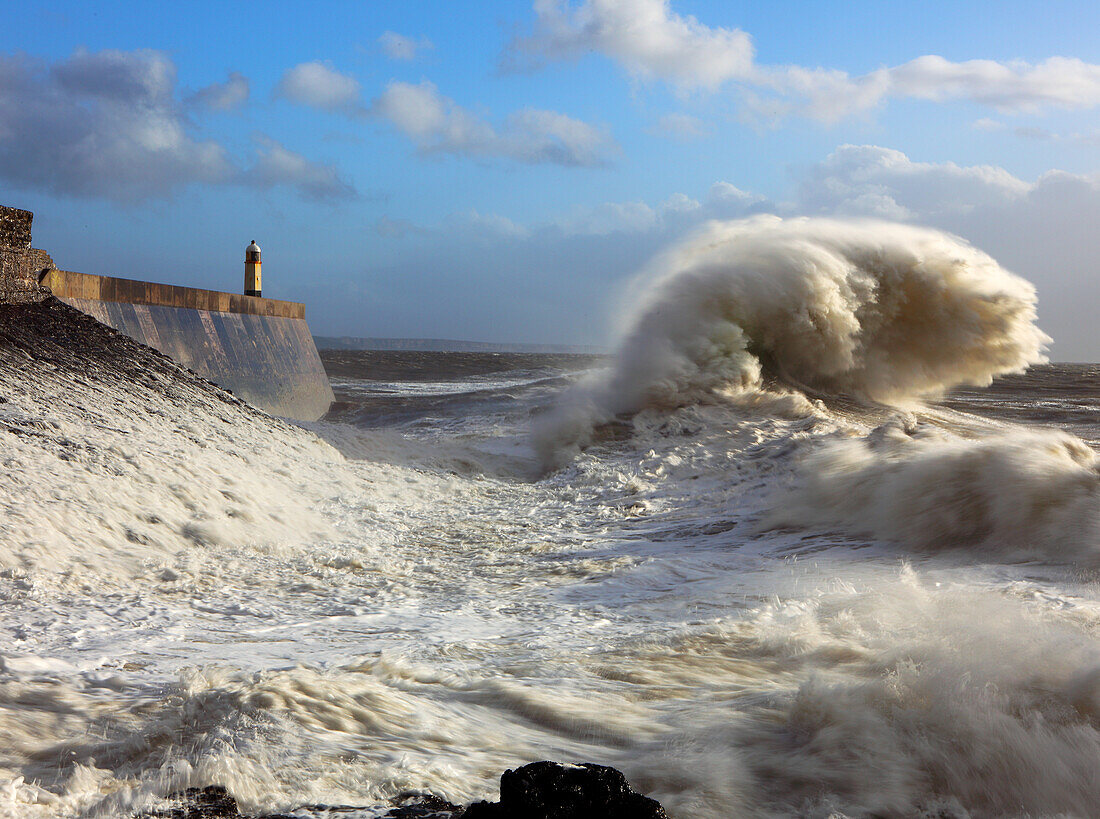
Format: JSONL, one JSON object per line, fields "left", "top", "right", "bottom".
{"left": 4, "top": 216, "right": 1100, "bottom": 818}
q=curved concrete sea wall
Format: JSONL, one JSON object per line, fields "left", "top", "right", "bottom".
{"left": 0, "top": 204, "right": 334, "bottom": 421}
{"left": 42, "top": 269, "right": 334, "bottom": 421}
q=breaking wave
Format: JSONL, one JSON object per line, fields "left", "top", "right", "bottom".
{"left": 537, "top": 216, "right": 1049, "bottom": 465}
{"left": 770, "top": 424, "right": 1100, "bottom": 561}
{"left": 3, "top": 272, "right": 1100, "bottom": 816}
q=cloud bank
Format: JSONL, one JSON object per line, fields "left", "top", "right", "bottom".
{"left": 0, "top": 49, "right": 354, "bottom": 202}
{"left": 0, "top": 49, "right": 232, "bottom": 201}
{"left": 510, "top": 0, "right": 753, "bottom": 89}
{"left": 187, "top": 71, "right": 250, "bottom": 111}
{"left": 510, "top": 0, "right": 1100, "bottom": 121}
{"left": 367, "top": 144, "right": 1100, "bottom": 357}
{"left": 271, "top": 61, "right": 618, "bottom": 169}
{"left": 246, "top": 136, "right": 356, "bottom": 201}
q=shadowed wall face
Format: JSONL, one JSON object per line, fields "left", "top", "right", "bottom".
{"left": 39, "top": 265, "right": 333, "bottom": 421}
{"left": 3, "top": 206, "right": 334, "bottom": 421}
{"left": 57, "top": 297, "right": 335, "bottom": 421}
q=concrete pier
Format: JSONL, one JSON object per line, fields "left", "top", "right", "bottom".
{"left": 1, "top": 206, "right": 334, "bottom": 422}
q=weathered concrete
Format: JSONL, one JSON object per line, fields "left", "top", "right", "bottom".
{"left": 43, "top": 269, "right": 304, "bottom": 318}
{"left": 2, "top": 204, "right": 334, "bottom": 422}
{"left": 59, "top": 297, "right": 334, "bottom": 421}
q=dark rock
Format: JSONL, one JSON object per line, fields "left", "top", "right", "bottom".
{"left": 137, "top": 763, "right": 664, "bottom": 819}
{"left": 463, "top": 761, "right": 667, "bottom": 819}
{"left": 143, "top": 786, "right": 248, "bottom": 819}
{"left": 385, "top": 793, "right": 464, "bottom": 817}
{"left": 141, "top": 785, "right": 461, "bottom": 819}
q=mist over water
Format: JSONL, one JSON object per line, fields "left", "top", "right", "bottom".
{"left": 3, "top": 218, "right": 1100, "bottom": 818}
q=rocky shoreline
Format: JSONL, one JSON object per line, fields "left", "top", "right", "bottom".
{"left": 146, "top": 762, "right": 667, "bottom": 819}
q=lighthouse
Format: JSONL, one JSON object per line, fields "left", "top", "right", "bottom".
{"left": 245, "top": 240, "right": 261, "bottom": 297}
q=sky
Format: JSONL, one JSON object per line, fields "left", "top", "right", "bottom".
{"left": 4, "top": 1, "right": 1100, "bottom": 357}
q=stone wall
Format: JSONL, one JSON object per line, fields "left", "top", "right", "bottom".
{"left": 0, "top": 206, "right": 51, "bottom": 304}
{"left": 0, "top": 205, "right": 33, "bottom": 249}
{"left": 60, "top": 297, "right": 334, "bottom": 420}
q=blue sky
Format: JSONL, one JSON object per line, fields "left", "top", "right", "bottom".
{"left": 5, "top": 1, "right": 1100, "bottom": 356}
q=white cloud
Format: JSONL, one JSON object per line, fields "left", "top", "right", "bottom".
{"left": 511, "top": 0, "right": 1100, "bottom": 121}
{"left": 1016, "top": 125, "right": 1095, "bottom": 142}
{"left": 554, "top": 201, "right": 658, "bottom": 235}
{"left": 754, "top": 65, "right": 890, "bottom": 122}
{"left": 276, "top": 61, "right": 362, "bottom": 113}
{"left": 770, "top": 55, "right": 1100, "bottom": 122}
{"left": 972, "top": 119, "right": 1100, "bottom": 144}
{"left": 246, "top": 136, "right": 356, "bottom": 201}
{"left": 661, "top": 192, "right": 700, "bottom": 213}
{"left": 1015, "top": 125, "right": 1055, "bottom": 141}
{"left": 187, "top": 71, "right": 249, "bottom": 111}
{"left": 378, "top": 31, "right": 434, "bottom": 61}
{"left": 549, "top": 183, "right": 766, "bottom": 235}
{"left": 0, "top": 49, "right": 232, "bottom": 200}
{"left": 707, "top": 181, "right": 759, "bottom": 205}
{"left": 511, "top": 0, "right": 753, "bottom": 90}
{"left": 798, "top": 144, "right": 1031, "bottom": 218}
{"left": 648, "top": 112, "right": 710, "bottom": 141}
{"left": 372, "top": 80, "right": 494, "bottom": 143}
{"left": 370, "top": 80, "right": 617, "bottom": 167}
{"left": 887, "top": 55, "right": 1100, "bottom": 112}
{"left": 506, "top": 108, "right": 616, "bottom": 166}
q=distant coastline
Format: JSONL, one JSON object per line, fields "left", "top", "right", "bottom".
{"left": 314, "top": 336, "right": 606, "bottom": 354}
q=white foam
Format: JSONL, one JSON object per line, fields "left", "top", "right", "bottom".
{"left": 771, "top": 424, "right": 1100, "bottom": 561}
{"left": 1, "top": 286, "right": 1097, "bottom": 817}
{"left": 536, "top": 216, "right": 1049, "bottom": 466}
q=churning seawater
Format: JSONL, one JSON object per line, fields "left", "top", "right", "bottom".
{"left": 4, "top": 216, "right": 1100, "bottom": 818}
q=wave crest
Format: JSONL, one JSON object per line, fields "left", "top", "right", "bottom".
{"left": 538, "top": 216, "right": 1049, "bottom": 465}
{"left": 613, "top": 215, "right": 1047, "bottom": 407}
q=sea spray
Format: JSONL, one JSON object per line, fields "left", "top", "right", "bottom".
{"left": 770, "top": 423, "right": 1100, "bottom": 561}
{"left": 536, "top": 216, "right": 1050, "bottom": 466}
{"left": 0, "top": 302, "right": 346, "bottom": 587}
{"left": 5, "top": 288, "right": 1100, "bottom": 816}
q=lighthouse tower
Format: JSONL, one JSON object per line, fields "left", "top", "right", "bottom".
{"left": 245, "top": 240, "right": 261, "bottom": 297}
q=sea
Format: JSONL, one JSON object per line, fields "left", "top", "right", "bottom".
{"left": 4, "top": 216, "right": 1100, "bottom": 818}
